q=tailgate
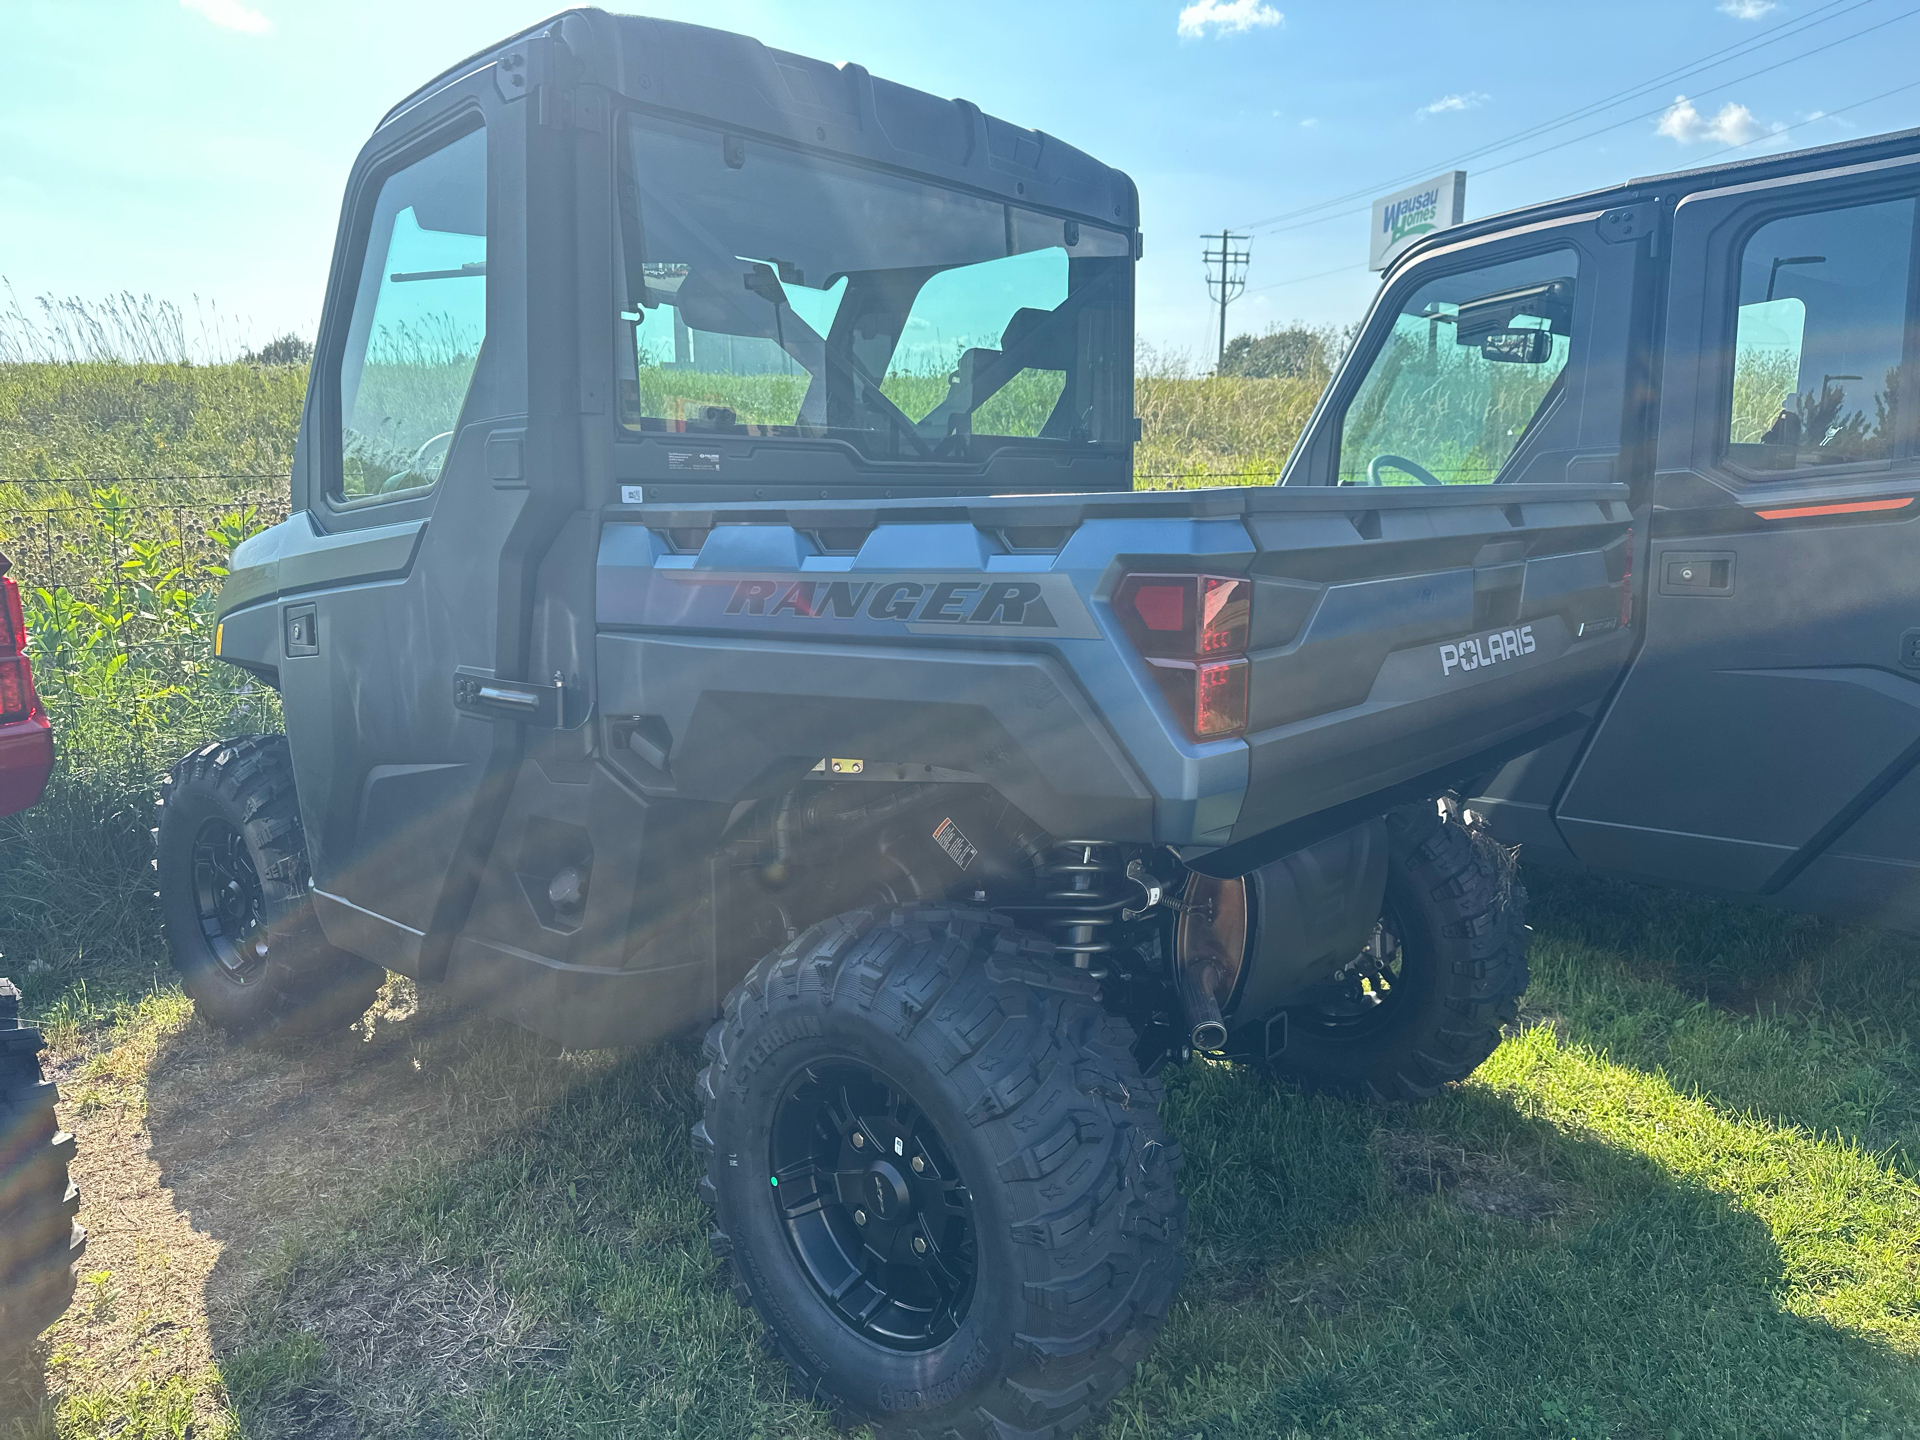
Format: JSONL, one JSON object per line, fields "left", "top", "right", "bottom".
{"left": 1226, "top": 484, "right": 1633, "bottom": 853}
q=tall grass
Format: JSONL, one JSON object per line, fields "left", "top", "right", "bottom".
{"left": 1136, "top": 344, "right": 1326, "bottom": 486}
{"left": 0, "top": 284, "right": 248, "bottom": 367}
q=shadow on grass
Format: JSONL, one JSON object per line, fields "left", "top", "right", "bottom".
{"left": 138, "top": 989, "right": 835, "bottom": 1440}
{"left": 1152, "top": 1058, "right": 1919, "bottom": 1440}
{"left": 122, "top": 950, "right": 1920, "bottom": 1440}
{"left": 1522, "top": 865, "right": 1920, "bottom": 1181}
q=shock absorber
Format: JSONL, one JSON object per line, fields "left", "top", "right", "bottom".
{"left": 1038, "top": 840, "right": 1130, "bottom": 968}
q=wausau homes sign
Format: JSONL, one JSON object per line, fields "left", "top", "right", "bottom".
{"left": 1369, "top": 171, "right": 1467, "bottom": 271}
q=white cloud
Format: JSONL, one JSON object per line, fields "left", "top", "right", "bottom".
{"left": 1657, "top": 94, "right": 1765, "bottom": 145}
{"left": 1718, "top": 0, "right": 1776, "bottom": 18}
{"left": 1298, "top": 117, "right": 1319, "bottom": 129}
{"left": 1418, "top": 92, "right": 1490, "bottom": 118}
{"left": 1177, "top": 0, "right": 1284, "bottom": 39}
{"left": 181, "top": 0, "right": 270, "bottom": 34}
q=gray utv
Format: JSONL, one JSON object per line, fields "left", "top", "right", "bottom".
{"left": 157, "top": 11, "right": 1635, "bottom": 1434}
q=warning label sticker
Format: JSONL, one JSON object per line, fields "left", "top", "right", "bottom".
{"left": 668, "top": 451, "right": 722, "bottom": 472}
{"left": 931, "top": 817, "right": 978, "bottom": 871}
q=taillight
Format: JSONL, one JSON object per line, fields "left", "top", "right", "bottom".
{"left": 1114, "top": 573, "right": 1252, "bottom": 740}
{"left": 0, "top": 575, "right": 40, "bottom": 723}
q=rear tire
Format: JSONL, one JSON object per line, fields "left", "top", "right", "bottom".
{"left": 156, "top": 735, "right": 383, "bottom": 1041}
{"left": 0, "top": 978, "right": 84, "bottom": 1367}
{"left": 1264, "top": 800, "right": 1528, "bottom": 1102}
{"left": 696, "top": 905, "right": 1186, "bottom": 1439}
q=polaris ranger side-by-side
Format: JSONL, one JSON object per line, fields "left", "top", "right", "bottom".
{"left": 1437, "top": 131, "right": 1920, "bottom": 936}
{"left": 156, "top": 12, "right": 1636, "bottom": 1433}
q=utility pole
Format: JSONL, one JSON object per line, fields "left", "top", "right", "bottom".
{"left": 1202, "top": 230, "right": 1250, "bottom": 374}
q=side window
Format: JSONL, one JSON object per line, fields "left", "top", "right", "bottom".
{"left": 1336, "top": 249, "right": 1577, "bottom": 485}
{"left": 1725, "top": 196, "right": 1915, "bottom": 474}
{"left": 334, "top": 125, "right": 487, "bottom": 502}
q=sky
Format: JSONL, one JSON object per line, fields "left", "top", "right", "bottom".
{"left": 6, "top": 0, "right": 1920, "bottom": 365}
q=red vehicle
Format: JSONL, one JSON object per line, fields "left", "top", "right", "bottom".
{"left": 0, "top": 550, "right": 79, "bottom": 1363}
{"left": 0, "top": 548, "right": 52, "bottom": 817}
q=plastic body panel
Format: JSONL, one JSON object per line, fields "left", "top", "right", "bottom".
{"left": 594, "top": 482, "right": 1633, "bottom": 856}
{"left": 0, "top": 716, "right": 53, "bottom": 818}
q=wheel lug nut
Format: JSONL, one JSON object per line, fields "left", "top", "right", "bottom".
{"left": 913, "top": 1236, "right": 927, "bottom": 1254}
{"left": 911, "top": 1156, "right": 924, "bottom": 1173}
{"left": 854, "top": 1209, "right": 867, "bottom": 1225}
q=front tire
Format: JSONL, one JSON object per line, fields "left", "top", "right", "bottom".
{"left": 1266, "top": 800, "right": 1528, "bottom": 1102}
{"left": 156, "top": 735, "right": 383, "bottom": 1041}
{"left": 0, "top": 978, "right": 84, "bottom": 1366}
{"left": 696, "top": 905, "right": 1185, "bottom": 1439}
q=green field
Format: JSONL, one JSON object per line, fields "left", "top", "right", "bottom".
{"left": 2, "top": 360, "right": 1917, "bottom": 1439}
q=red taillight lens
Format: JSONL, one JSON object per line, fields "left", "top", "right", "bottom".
{"left": 0, "top": 657, "right": 33, "bottom": 722}
{"left": 0, "top": 578, "right": 39, "bottom": 723}
{"left": 1144, "top": 659, "right": 1250, "bottom": 740}
{"left": 1118, "top": 573, "right": 1253, "bottom": 741}
{"left": 0, "top": 574, "right": 21, "bottom": 655}
{"left": 1115, "top": 574, "right": 1250, "bottom": 659}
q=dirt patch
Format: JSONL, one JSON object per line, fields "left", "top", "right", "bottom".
{"left": 1374, "top": 1130, "right": 1572, "bottom": 1225}
{"left": 249, "top": 1258, "right": 565, "bottom": 1438}
{"left": 28, "top": 978, "right": 615, "bottom": 1429}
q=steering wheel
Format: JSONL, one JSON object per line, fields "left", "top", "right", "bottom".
{"left": 381, "top": 431, "right": 455, "bottom": 493}
{"left": 1365, "top": 453, "right": 1444, "bottom": 487}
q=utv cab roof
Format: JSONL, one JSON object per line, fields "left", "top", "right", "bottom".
{"left": 1387, "top": 122, "right": 1920, "bottom": 279}
{"left": 377, "top": 8, "right": 1139, "bottom": 232}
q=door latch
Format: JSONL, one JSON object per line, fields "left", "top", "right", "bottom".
{"left": 454, "top": 667, "right": 571, "bottom": 726}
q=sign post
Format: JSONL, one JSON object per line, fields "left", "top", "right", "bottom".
{"left": 1369, "top": 171, "right": 1467, "bottom": 272}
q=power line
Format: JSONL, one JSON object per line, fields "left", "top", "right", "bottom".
{"left": 1245, "top": 263, "right": 1360, "bottom": 294}
{"left": 1235, "top": 72, "right": 1920, "bottom": 303}
{"left": 1238, "top": 0, "right": 1877, "bottom": 234}
{"left": 1253, "top": 2, "right": 1920, "bottom": 245}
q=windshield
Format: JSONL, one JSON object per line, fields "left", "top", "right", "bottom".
{"left": 617, "top": 113, "right": 1133, "bottom": 462}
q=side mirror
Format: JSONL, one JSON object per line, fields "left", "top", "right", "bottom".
{"left": 1480, "top": 328, "right": 1555, "bottom": 364}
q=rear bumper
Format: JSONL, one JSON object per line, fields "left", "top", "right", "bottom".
{"left": 0, "top": 715, "right": 53, "bottom": 818}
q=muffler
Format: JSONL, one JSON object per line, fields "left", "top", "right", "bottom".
{"left": 1174, "top": 874, "right": 1247, "bottom": 1052}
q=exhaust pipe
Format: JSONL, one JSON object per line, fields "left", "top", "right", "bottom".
{"left": 1178, "top": 957, "right": 1230, "bottom": 1052}
{"left": 1174, "top": 874, "right": 1248, "bottom": 1053}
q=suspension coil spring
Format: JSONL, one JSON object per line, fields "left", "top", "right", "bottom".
{"left": 1039, "top": 840, "right": 1129, "bottom": 968}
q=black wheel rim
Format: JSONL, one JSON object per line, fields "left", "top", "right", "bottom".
{"left": 1291, "top": 902, "right": 1410, "bottom": 1038}
{"left": 767, "top": 1060, "right": 977, "bottom": 1351}
{"left": 190, "top": 817, "right": 267, "bottom": 983}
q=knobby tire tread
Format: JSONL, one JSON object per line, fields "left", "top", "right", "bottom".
{"left": 0, "top": 979, "right": 84, "bottom": 1361}
{"left": 695, "top": 904, "right": 1186, "bottom": 1440}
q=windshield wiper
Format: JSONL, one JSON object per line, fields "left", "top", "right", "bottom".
{"left": 389, "top": 261, "right": 487, "bottom": 283}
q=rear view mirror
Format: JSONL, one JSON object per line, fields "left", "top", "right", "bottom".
{"left": 1480, "top": 328, "right": 1555, "bottom": 364}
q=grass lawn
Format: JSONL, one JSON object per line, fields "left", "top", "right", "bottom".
{"left": 4, "top": 865, "right": 1916, "bottom": 1439}
{"left": 1, "top": 360, "right": 1916, "bottom": 1436}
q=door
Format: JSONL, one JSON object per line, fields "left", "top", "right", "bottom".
{"left": 278, "top": 89, "right": 537, "bottom": 970}
{"left": 1556, "top": 157, "right": 1920, "bottom": 931}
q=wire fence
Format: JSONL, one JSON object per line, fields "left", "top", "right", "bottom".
{"left": 0, "top": 496, "right": 290, "bottom": 597}
{"left": 0, "top": 471, "right": 285, "bottom": 487}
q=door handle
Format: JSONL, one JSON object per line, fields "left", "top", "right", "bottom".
{"left": 283, "top": 602, "right": 319, "bottom": 657}
{"left": 1658, "top": 551, "right": 1734, "bottom": 596}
